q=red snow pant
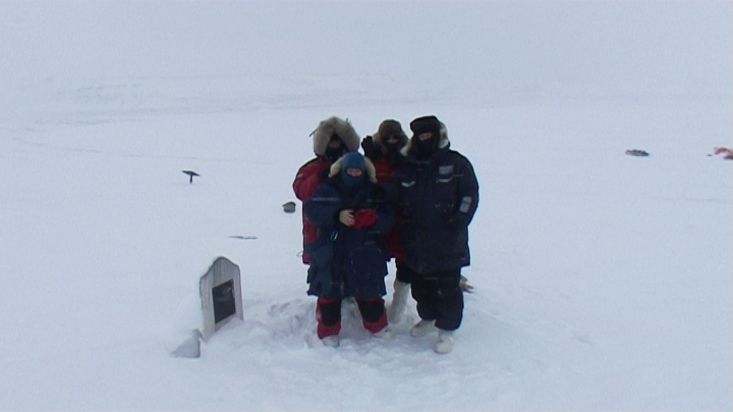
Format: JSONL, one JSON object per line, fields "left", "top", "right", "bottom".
{"left": 316, "top": 297, "right": 388, "bottom": 338}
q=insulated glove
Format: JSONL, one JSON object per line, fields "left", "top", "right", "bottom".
{"left": 352, "top": 208, "right": 378, "bottom": 229}
{"left": 360, "top": 136, "right": 381, "bottom": 160}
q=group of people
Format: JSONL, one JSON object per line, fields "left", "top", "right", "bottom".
{"left": 292, "top": 115, "right": 479, "bottom": 354}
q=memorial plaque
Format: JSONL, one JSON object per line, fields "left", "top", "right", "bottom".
{"left": 212, "top": 280, "right": 236, "bottom": 323}
{"left": 199, "top": 257, "right": 243, "bottom": 340}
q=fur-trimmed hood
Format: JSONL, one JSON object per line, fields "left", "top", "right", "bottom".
{"left": 372, "top": 119, "right": 408, "bottom": 153}
{"left": 401, "top": 121, "right": 450, "bottom": 156}
{"left": 311, "top": 116, "right": 361, "bottom": 156}
{"left": 328, "top": 154, "right": 377, "bottom": 183}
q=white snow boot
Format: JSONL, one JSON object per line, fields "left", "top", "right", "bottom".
{"left": 373, "top": 325, "right": 393, "bottom": 340}
{"left": 387, "top": 280, "right": 410, "bottom": 323}
{"left": 321, "top": 335, "right": 340, "bottom": 348}
{"left": 410, "top": 319, "right": 436, "bottom": 338}
{"left": 434, "top": 329, "right": 455, "bottom": 354}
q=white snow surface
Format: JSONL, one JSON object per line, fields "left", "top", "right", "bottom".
{"left": 1, "top": 1, "right": 731, "bottom": 411}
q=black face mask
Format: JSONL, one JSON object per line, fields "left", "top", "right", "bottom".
{"left": 415, "top": 136, "right": 437, "bottom": 159}
{"left": 325, "top": 135, "right": 345, "bottom": 162}
{"left": 383, "top": 137, "right": 402, "bottom": 153}
{"left": 325, "top": 145, "right": 344, "bottom": 162}
{"left": 382, "top": 138, "right": 402, "bottom": 165}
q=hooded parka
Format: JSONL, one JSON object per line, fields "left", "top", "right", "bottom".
{"left": 303, "top": 154, "right": 394, "bottom": 299}
{"left": 293, "top": 117, "right": 360, "bottom": 264}
{"left": 390, "top": 120, "right": 479, "bottom": 274}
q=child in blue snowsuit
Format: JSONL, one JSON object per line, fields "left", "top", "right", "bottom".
{"left": 304, "top": 152, "right": 394, "bottom": 346}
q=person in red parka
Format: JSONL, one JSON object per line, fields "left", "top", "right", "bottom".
{"left": 293, "top": 116, "right": 360, "bottom": 264}
{"left": 360, "top": 119, "right": 411, "bottom": 323}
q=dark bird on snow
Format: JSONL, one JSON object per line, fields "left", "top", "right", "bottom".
{"left": 182, "top": 170, "right": 200, "bottom": 184}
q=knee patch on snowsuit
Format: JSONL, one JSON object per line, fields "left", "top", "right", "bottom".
{"left": 316, "top": 298, "right": 341, "bottom": 326}
{"left": 316, "top": 298, "right": 342, "bottom": 338}
{"left": 357, "top": 298, "right": 387, "bottom": 333}
{"left": 356, "top": 298, "right": 386, "bottom": 323}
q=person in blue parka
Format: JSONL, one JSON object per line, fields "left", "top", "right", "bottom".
{"left": 304, "top": 152, "right": 394, "bottom": 347}
{"left": 389, "top": 115, "right": 479, "bottom": 354}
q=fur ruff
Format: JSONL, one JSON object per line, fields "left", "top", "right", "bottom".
{"left": 372, "top": 119, "right": 408, "bottom": 152}
{"left": 312, "top": 117, "right": 360, "bottom": 156}
{"left": 329, "top": 155, "right": 378, "bottom": 183}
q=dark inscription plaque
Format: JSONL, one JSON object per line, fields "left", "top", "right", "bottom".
{"left": 212, "top": 280, "right": 236, "bottom": 323}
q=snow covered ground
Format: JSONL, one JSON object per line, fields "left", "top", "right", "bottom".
{"left": 1, "top": 1, "right": 731, "bottom": 411}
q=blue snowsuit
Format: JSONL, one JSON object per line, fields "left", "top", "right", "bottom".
{"left": 303, "top": 175, "right": 394, "bottom": 299}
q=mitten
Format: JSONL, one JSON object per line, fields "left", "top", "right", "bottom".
{"left": 352, "top": 209, "right": 378, "bottom": 229}
{"left": 361, "top": 136, "right": 381, "bottom": 160}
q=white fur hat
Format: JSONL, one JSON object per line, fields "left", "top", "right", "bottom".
{"left": 311, "top": 116, "right": 360, "bottom": 156}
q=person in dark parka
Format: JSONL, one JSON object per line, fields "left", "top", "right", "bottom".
{"left": 389, "top": 115, "right": 479, "bottom": 354}
{"left": 304, "top": 152, "right": 394, "bottom": 346}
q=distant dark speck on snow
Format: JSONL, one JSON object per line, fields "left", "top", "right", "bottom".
{"left": 625, "top": 149, "right": 650, "bottom": 157}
